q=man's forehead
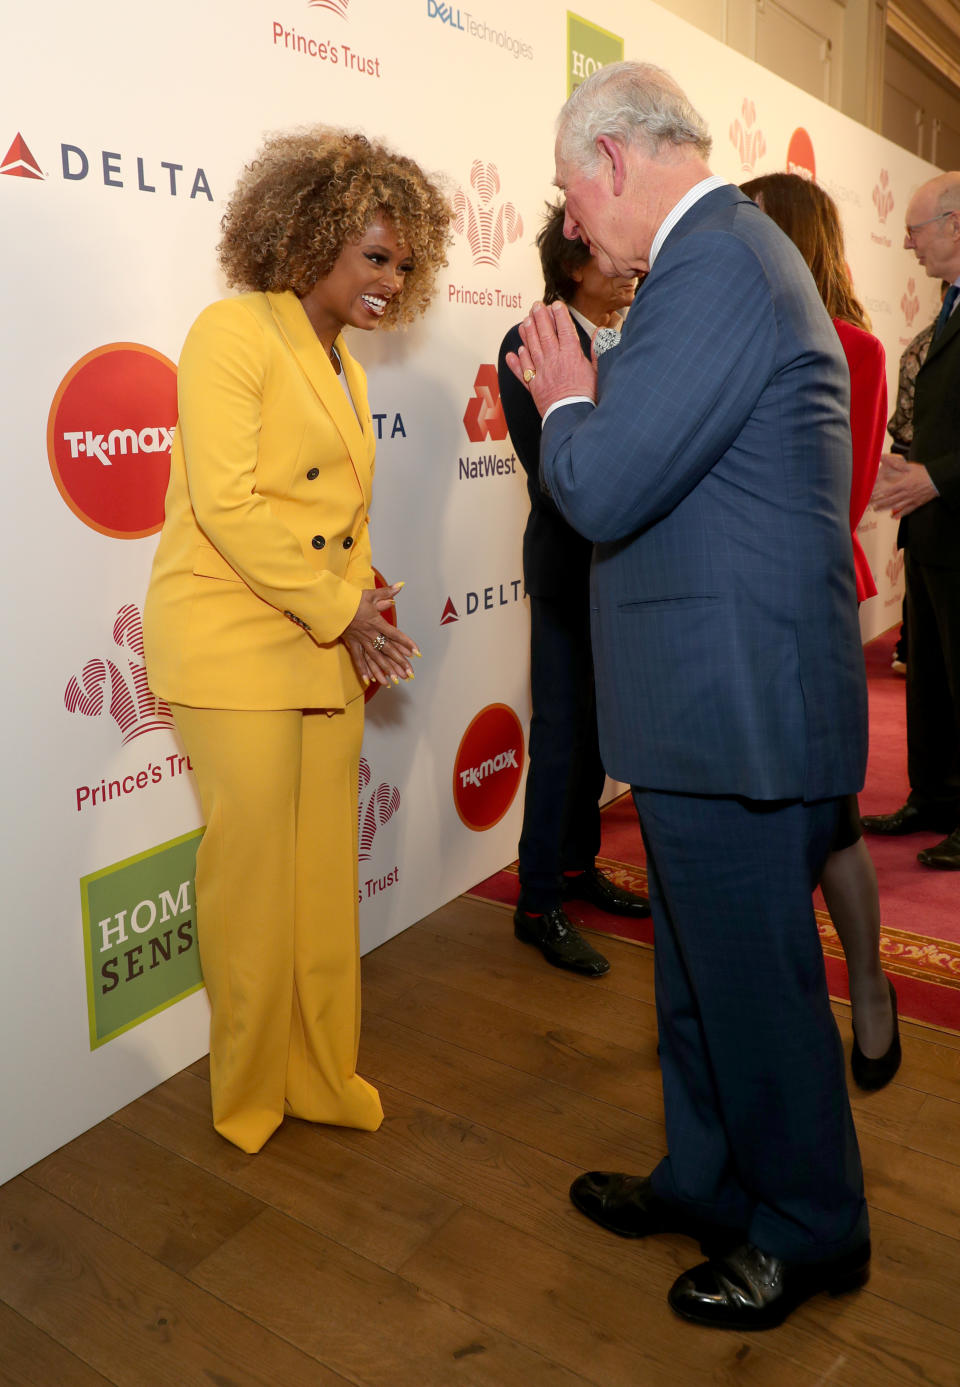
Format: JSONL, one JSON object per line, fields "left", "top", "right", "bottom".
{"left": 907, "top": 190, "right": 934, "bottom": 222}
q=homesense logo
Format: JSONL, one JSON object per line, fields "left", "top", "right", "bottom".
{"left": 567, "top": 13, "right": 623, "bottom": 97}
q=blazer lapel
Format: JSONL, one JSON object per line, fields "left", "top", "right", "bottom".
{"left": 267, "top": 291, "right": 371, "bottom": 498}
{"left": 922, "top": 298, "right": 960, "bottom": 366}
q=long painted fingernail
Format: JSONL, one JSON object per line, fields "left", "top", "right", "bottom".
{"left": 394, "top": 580, "right": 405, "bottom": 590}
{"left": 413, "top": 647, "right": 422, "bottom": 657}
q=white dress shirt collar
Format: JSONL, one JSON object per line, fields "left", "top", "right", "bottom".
{"left": 649, "top": 175, "right": 729, "bottom": 269}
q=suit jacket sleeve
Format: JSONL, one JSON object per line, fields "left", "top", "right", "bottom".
{"left": 541, "top": 232, "right": 777, "bottom": 543}
{"left": 177, "top": 299, "right": 366, "bottom": 645}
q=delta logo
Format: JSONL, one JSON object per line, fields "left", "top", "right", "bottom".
{"left": 786, "top": 128, "right": 816, "bottom": 180}
{"left": 454, "top": 160, "right": 523, "bottom": 268}
{"left": 440, "top": 577, "right": 524, "bottom": 625}
{"left": 1, "top": 130, "right": 212, "bottom": 199}
{"left": 0, "top": 132, "right": 43, "bottom": 179}
{"left": 452, "top": 703, "right": 524, "bottom": 831}
{"left": 65, "top": 604, "right": 175, "bottom": 748}
{"left": 47, "top": 342, "right": 177, "bottom": 539}
{"left": 729, "top": 99, "right": 766, "bottom": 174}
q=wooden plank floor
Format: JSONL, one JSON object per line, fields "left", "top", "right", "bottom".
{"left": 3, "top": 893, "right": 960, "bottom": 1386}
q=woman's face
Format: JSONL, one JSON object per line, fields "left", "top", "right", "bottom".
{"left": 306, "top": 216, "right": 414, "bottom": 337}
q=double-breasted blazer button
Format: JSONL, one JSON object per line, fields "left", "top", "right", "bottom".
{"left": 342, "top": 536, "right": 354, "bottom": 549}
{"left": 311, "top": 535, "right": 326, "bottom": 550}
{"left": 306, "top": 467, "right": 320, "bottom": 480}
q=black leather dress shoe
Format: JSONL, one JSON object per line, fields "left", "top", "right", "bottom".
{"left": 569, "top": 1172, "right": 742, "bottom": 1254}
{"left": 668, "top": 1240, "right": 870, "bottom": 1331}
{"left": 562, "top": 868, "right": 652, "bottom": 918}
{"left": 861, "top": 803, "right": 954, "bottom": 836}
{"left": 513, "top": 906, "right": 609, "bottom": 976}
{"left": 917, "top": 827, "right": 960, "bottom": 869}
{"left": 851, "top": 977, "right": 901, "bottom": 1091}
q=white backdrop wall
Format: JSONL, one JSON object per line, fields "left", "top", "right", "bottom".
{"left": 1, "top": 0, "right": 940, "bottom": 1182}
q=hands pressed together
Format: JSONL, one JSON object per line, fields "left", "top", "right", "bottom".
{"left": 505, "top": 300, "right": 598, "bottom": 416}
{"left": 343, "top": 584, "right": 420, "bottom": 688}
{"left": 871, "top": 453, "right": 938, "bottom": 518}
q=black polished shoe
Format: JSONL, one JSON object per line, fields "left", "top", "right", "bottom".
{"left": 851, "top": 977, "right": 902, "bottom": 1091}
{"left": 861, "top": 803, "right": 954, "bottom": 836}
{"left": 513, "top": 906, "right": 609, "bottom": 976}
{"left": 569, "top": 1172, "right": 742, "bottom": 1254}
{"left": 562, "top": 867, "right": 652, "bottom": 918}
{"left": 917, "top": 826, "right": 960, "bottom": 869}
{"left": 668, "top": 1240, "right": 870, "bottom": 1331}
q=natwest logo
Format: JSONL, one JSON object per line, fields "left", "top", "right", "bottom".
{"left": 464, "top": 364, "right": 508, "bottom": 441}
{"left": 453, "top": 703, "right": 524, "bottom": 831}
{"left": 454, "top": 160, "right": 523, "bottom": 268}
{"left": 729, "top": 99, "right": 766, "bottom": 174}
{"left": 47, "top": 343, "right": 177, "bottom": 538}
{"left": 1, "top": 132, "right": 43, "bottom": 179}
{"left": 786, "top": 128, "right": 816, "bottom": 180}
{"left": 65, "top": 605, "right": 175, "bottom": 747}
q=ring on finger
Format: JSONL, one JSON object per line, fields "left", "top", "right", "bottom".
{"left": 523, "top": 368, "right": 536, "bottom": 383}
{"left": 372, "top": 633, "right": 387, "bottom": 653}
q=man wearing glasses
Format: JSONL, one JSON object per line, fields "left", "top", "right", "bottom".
{"left": 866, "top": 173, "right": 960, "bottom": 868}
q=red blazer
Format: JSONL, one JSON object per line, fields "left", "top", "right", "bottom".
{"left": 834, "top": 318, "right": 887, "bottom": 602}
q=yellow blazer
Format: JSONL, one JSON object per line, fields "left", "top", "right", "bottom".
{"left": 144, "top": 291, "right": 376, "bottom": 710}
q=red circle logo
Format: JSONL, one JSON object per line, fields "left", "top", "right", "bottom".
{"left": 47, "top": 343, "right": 177, "bottom": 539}
{"left": 786, "top": 128, "right": 816, "bottom": 181}
{"left": 452, "top": 703, "right": 525, "bottom": 831}
{"left": 365, "top": 567, "right": 399, "bottom": 704}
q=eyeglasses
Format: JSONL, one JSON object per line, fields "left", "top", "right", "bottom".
{"left": 905, "top": 210, "right": 956, "bottom": 237}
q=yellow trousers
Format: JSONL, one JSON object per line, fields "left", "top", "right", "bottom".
{"left": 172, "top": 700, "right": 383, "bottom": 1153}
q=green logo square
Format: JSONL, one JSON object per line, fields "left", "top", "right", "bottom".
{"left": 567, "top": 12, "right": 624, "bottom": 97}
{"left": 81, "top": 828, "right": 204, "bottom": 1049}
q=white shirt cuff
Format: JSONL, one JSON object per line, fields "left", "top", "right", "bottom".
{"left": 542, "top": 396, "right": 595, "bottom": 425}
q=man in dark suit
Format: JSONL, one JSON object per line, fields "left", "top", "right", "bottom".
{"left": 506, "top": 61, "right": 870, "bottom": 1330}
{"left": 497, "top": 204, "right": 650, "bottom": 979}
{"left": 864, "top": 173, "right": 960, "bottom": 868}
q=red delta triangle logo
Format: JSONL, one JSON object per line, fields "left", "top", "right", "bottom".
{"left": 1, "top": 132, "right": 44, "bottom": 179}
{"left": 440, "top": 597, "right": 459, "bottom": 625}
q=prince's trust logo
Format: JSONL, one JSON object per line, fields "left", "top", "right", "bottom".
{"left": 65, "top": 605, "right": 174, "bottom": 746}
{"left": 454, "top": 161, "right": 523, "bottom": 268}
{"left": 729, "top": 99, "right": 766, "bottom": 174}
{"left": 901, "top": 278, "right": 920, "bottom": 329}
{"left": 357, "top": 757, "right": 400, "bottom": 902}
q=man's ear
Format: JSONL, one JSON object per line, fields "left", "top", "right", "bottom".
{"left": 596, "top": 134, "right": 626, "bottom": 196}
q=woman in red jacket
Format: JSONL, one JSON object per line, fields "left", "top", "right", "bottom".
{"left": 742, "top": 172, "right": 899, "bottom": 1090}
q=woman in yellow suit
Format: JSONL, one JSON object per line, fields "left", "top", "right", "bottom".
{"left": 143, "top": 130, "right": 450, "bottom": 1153}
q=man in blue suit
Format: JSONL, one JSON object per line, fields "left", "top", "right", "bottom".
{"left": 506, "top": 61, "right": 871, "bottom": 1330}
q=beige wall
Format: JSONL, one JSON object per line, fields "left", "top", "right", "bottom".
{"left": 654, "top": 0, "right": 960, "bottom": 167}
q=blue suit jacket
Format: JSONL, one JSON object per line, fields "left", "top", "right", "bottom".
{"left": 541, "top": 185, "right": 867, "bottom": 801}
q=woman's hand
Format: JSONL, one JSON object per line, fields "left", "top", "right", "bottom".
{"left": 342, "top": 585, "right": 420, "bottom": 687}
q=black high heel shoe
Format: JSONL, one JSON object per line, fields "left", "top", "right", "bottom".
{"left": 851, "top": 976, "right": 901, "bottom": 1091}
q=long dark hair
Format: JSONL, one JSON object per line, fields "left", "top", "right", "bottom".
{"left": 740, "top": 172, "right": 869, "bottom": 329}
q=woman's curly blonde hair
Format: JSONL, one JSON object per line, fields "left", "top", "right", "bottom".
{"left": 219, "top": 128, "right": 452, "bottom": 328}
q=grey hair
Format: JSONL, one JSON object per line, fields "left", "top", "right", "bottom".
{"left": 557, "top": 61, "right": 712, "bottom": 169}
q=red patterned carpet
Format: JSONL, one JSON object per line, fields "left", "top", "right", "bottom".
{"left": 469, "top": 626, "right": 960, "bottom": 1034}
